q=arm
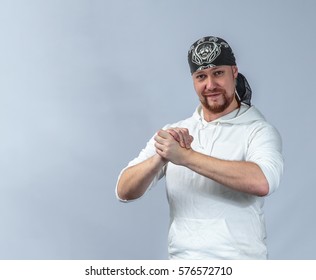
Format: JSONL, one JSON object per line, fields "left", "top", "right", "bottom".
{"left": 117, "top": 154, "right": 167, "bottom": 201}
{"left": 155, "top": 129, "right": 269, "bottom": 196}
{"left": 181, "top": 151, "right": 269, "bottom": 196}
{"left": 117, "top": 128, "right": 194, "bottom": 201}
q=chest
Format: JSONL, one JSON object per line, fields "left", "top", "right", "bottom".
{"left": 189, "top": 123, "right": 248, "bottom": 160}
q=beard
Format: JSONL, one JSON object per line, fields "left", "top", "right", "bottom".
{"left": 200, "top": 89, "right": 235, "bottom": 114}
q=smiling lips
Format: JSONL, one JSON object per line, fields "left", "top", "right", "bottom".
{"left": 204, "top": 93, "right": 221, "bottom": 97}
{"left": 202, "top": 88, "right": 225, "bottom": 98}
{"left": 203, "top": 91, "right": 224, "bottom": 99}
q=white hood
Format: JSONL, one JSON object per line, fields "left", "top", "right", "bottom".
{"left": 193, "top": 103, "right": 265, "bottom": 125}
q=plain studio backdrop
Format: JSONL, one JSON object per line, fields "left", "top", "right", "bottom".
{"left": 0, "top": 0, "right": 315, "bottom": 259}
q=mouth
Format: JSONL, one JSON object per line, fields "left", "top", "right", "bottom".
{"left": 203, "top": 93, "right": 222, "bottom": 99}
{"left": 202, "top": 88, "right": 225, "bottom": 97}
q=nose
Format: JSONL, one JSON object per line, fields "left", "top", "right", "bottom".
{"left": 205, "top": 76, "right": 217, "bottom": 91}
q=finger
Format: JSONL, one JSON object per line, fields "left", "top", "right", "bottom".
{"left": 154, "top": 141, "right": 164, "bottom": 152}
{"left": 179, "top": 128, "right": 192, "bottom": 148}
{"left": 154, "top": 134, "right": 164, "bottom": 145}
{"left": 157, "top": 129, "right": 172, "bottom": 139}
{"left": 167, "top": 128, "right": 190, "bottom": 148}
{"left": 172, "top": 128, "right": 186, "bottom": 148}
{"left": 155, "top": 145, "right": 163, "bottom": 157}
{"left": 176, "top": 130, "right": 186, "bottom": 148}
{"left": 167, "top": 129, "right": 180, "bottom": 142}
{"left": 155, "top": 130, "right": 171, "bottom": 144}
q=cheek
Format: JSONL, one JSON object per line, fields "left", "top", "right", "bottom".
{"left": 193, "top": 82, "right": 202, "bottom": 94}
{"left": 223, "top": 79, "right": 236, "bottom": 93}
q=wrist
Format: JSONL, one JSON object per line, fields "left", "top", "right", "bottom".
{"left": 180, "top": 148, "right": 195, "bottom": 167}
{"left": 153, "top": 153, "right": 168, "bottom": 166}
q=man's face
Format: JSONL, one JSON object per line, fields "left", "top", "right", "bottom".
{"left": 192, "top": 65, "right": 238, "bottom": 115}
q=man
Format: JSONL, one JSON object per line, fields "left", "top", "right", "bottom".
{"left": 116, "top": 36, "right": 283, "bottom": 259}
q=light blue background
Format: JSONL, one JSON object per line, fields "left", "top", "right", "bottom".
{"left": 0, "top": 0, "right": 315, "bottom": 259}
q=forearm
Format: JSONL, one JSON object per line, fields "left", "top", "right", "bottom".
{"left": 183, "top": 150, "right": 269, "bottom": 196}
{"left": 117, "top": 154, "right": 166, "bottom": 201}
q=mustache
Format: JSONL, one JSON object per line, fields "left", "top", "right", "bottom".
{"left": 203, "top": 87, "right": 226, "bottom": 95}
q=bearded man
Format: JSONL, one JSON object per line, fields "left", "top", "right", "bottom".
{"left": 116, "top": 36, "right": 283, "bottom": 260}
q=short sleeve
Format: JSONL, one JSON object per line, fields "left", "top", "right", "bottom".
{"left": 246, "top": 122, "right": 284, "bottom": 195}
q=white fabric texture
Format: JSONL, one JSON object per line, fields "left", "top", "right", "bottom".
{"left": 116, "top": 103, "right": 283, "bottom": 259}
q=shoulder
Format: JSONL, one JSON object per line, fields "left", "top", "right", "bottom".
{"left": 246, "top": 106, "right": 280, "bottom": 134}
{"left": 246, "top": 120, "right": 282, "bottom": 152}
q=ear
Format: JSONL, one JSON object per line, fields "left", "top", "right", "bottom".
{"left": 232, "top": 66, "right": 238, "bottom": 79}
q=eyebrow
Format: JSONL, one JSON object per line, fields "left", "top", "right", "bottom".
{"left": 194, "top": 66, "right": 225, "bottom": 76}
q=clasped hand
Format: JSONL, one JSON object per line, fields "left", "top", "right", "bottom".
{"left": 154, "top": 128, "right": 194, "bottom": 165}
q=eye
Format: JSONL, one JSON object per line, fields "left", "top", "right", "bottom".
{"left": 213, "top": 70, "right": 224, "bottom": 77}
{"left": 195, "top": 74, "right": 206, "bottom": 80}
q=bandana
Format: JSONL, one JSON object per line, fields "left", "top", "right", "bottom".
{"left": 188, "top": 36, "right": 252, "bottom": 105}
